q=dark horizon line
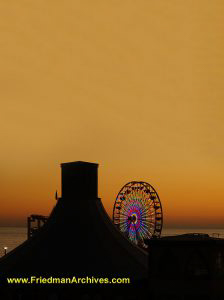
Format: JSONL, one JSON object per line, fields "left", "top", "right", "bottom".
{"left": 0, "top": 223, "right": 224, "bottom": 230}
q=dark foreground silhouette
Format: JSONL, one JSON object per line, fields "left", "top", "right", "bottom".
{"left": 0, "top": 161, "right": 224, "bottom": 299}
{"left": 0, "top": 162, "right": 148, "bottom": 299}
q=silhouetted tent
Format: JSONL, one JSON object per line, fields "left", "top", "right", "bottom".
{"left": 0, "top": 162, "right": 147, "bottom": 285}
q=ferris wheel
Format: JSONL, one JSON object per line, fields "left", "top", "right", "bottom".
{"left": 113, "top": 181, "right": 163, "bottom": 248}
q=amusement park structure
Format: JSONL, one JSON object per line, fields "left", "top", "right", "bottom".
{"left": 113, "top": 181, "right": 163, "bottom": 248}
{"left": 0, "top": 161, "right": 224, "bottom": 299}
{"left": 27, "top": 214, "right": 48, "bottom": 239}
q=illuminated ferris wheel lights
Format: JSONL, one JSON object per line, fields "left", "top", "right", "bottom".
{"left": 113, "top": 181, "right": 163, "bottom": 249}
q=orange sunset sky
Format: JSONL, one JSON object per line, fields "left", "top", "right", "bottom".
{"left": 0, "top": 1, "right": 224, "bottom": 228}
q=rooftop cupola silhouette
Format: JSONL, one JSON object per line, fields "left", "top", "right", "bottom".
{"left": 0, "top": 161, "right": 147, "bottom": 282}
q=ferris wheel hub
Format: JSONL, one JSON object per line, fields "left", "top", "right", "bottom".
{"left": 128, "top": 214, "right": 137, "bottom": 223}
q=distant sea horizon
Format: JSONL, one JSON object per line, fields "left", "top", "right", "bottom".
{"left": 0, "top": 226, "right": 224, "bottom": 258}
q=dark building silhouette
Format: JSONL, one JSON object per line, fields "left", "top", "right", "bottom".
{"left": 27, "top": 214, "right": 48, "bottom": 239}
{"left": 1, "top": 161, "right": 224, "bottom": 299}
{"left": 0, "top": 161, "right": 148, "bottom": 299}
{"left": 146, "top": 234, "right": 224, "bottom": 300}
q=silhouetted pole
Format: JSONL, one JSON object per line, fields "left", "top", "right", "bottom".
{"left": 4, "top": 247, "right": 8, "bottom": 256}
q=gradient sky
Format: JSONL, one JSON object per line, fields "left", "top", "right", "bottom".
{"left": 0, "top": 1, "right": 224, "bottom": 228}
